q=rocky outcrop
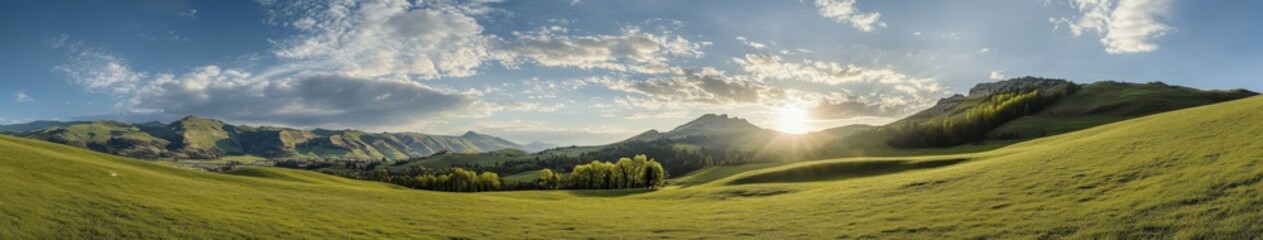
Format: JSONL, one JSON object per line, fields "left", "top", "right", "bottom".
{"left": 967, "top": 76, "right": 1072, "bottom": 98}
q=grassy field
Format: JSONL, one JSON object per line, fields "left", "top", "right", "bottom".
{"left": 2, "top": 97, "right": 1263, "bottom": 238}
{"left": 501, "top": 169, "right": 544, "bottom": 184}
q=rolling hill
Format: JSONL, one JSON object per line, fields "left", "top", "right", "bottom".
{"left": 816, "top": 77, "right": 1256, "bottom": 157}
{"left": 2, "top": 95, "right": 1261, "bottom": 238}
{"left": 13, "top": 116, "right": 535, "bottom": 160}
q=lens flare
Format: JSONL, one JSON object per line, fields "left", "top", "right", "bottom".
{"left": 776, "top": 106, "right": 811, "bottom": 134}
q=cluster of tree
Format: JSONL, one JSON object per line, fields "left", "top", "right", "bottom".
{"left": 288, "top": 153, "right": 670, "bottom": 192}
{"left": 316, "top": 167, "right": 501, "bottom": 192}
{"left": 273, "top": 159, "right": 364, "bottom": 170}
{"left": 441, "top": 139, "right": 763, "bottom": 181}
{"left": 885, "top": 84, "right": 1078, "bottom": 148}
{"left": 534, "top": 168, "right": 564, "bottom": 189}
{"left": 405, "top": 168, "right": 501, "bottom": 192}
{"left": 564, "top": 155, "right": 666, "bottom": 189}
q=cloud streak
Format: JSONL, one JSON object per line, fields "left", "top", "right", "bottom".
{"left": 814, "top": 0, "right": 885, "bottom": 32}
{"left": 13, "top": 91, "right": 34, "bottom": 103}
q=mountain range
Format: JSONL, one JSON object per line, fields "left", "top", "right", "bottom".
{"left": 0, "top": 116, "right": 558, "bottom": 160}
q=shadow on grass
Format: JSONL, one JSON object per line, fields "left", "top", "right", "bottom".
{"left": 565, "top": 188, "right": 657, "bottom": 197}
{"left": 728, "top": 158, "right": 969, "bottom": 185}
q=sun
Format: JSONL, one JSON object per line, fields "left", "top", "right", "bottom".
{"left": 776, "top": 106, "right": 811, "bottom": 134}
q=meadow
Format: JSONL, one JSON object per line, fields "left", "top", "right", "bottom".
{"left": 2, "top": 96, "right": 1262, "bottom": 238}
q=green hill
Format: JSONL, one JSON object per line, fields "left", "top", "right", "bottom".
{"left": 3, "top": 96, "right": 1263, "bottom": 238}
{"left": 989, "top": 81, "right": 1257, "bottom": 138}
{"left": 817, "top": 78, "right": 1256, "bottom": 158}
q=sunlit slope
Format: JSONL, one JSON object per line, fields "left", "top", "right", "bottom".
{"left": 0, "top": 135, "right": 551, "bottom": 239}
{"left": 691, "top": 95, "right": 1263, "bottom": 238}
{"left": 989, "top": 81, "right": 1256, "bottom": 139}
{"left": 3, "top": 96, "right": 1263, "bottom": 238}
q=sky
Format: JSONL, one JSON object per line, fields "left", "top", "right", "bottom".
{"left": 1, "top": 0, "right": 1261, "bottom": 146}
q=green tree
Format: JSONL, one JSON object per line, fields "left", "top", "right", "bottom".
{"left": 644, "top": 160, "right": 666, "bottom": 188}
{"left": 478, "top": 172, "right": 501, "bottom": 191}
{"left": 616, "top": 157, "right": 635, "bottom": 188}
{"left": 536, "top": 168, "right": 557, "bottom": 189}
{"left": 569, "top": 165, "right": 591, "bottom": 189}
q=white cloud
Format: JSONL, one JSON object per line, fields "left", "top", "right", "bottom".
{"left": 735, "top": 36, "right": 767, "bottom": 49}
{"left": 504, "top": 26, "right": 705, "bottom": 74}
{"left": 733, "top": 54, "right": 941, "bottom": 89}
{"left": 595, "top": 53, "right": 947, "bottom": 120}
{"left": 178, "top": 9, "right": 198, "bottom": 19}
{"left": 53, "top": 0, "right": 714, "bottom": 129}
{"left": 127, "top": 67, "right": 470, "bottom": 127}
{"left": 814, "top": 0, "right": 885, "bottom": 32}
{"left": 13, "top": 91, "right": 33, "bottom": 103}
{"left": 53, "top": 44, "right": 145, "bottom": 94}
{"left": 1054, "top": 0, "right": 1173, "bottom": 53}
{"left": 989, "top": 70, "right": 1008, "bottom": 80}
{"left": 978, "top": 48, "right": 990, "bottom": 53}
{"left": 599, "top": 67, "right": 783, "bottom": 106}
{"left": 262, "top": 0, "right": 707, "bottom": 78}
{"left": 267, "top": 0, "right": 499, "bottom": 79}
{"left": 732, "top": 54, "right": 947, "bottom": 116}
{"left": 54, "top": 39, "right": 470, "bottom": 128}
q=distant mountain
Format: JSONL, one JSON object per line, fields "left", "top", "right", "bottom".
{"left": 0, "top": 120, "right": 87, "bottom": 133}
{"left": 626, "top": 114, "right": 769, "bottom": 142}
{"left": 14, "top": 116, "right": 536, "bottom": 160}
{"left": 522, "top": 141, "right": 559, "bottom": 152}
{"left": 458, "top": 131, "right": 524, "bottom": 152}
{"left": 617, "top": 113, "right": 845, "bottom": 162}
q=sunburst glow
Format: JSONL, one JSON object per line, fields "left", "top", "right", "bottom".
{"left": 776, "top": 106, "right": 811, "bottom": 134}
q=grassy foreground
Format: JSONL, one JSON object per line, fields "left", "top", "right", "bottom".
{"left": 3, "top": 97, "right": 1263, "bottom": 238}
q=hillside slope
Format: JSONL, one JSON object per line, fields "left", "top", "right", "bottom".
{"left": 818, "top": 78, "right": 1256, "bottom": 157}
{"left": 2, "top": 96, "right": 1263, "bottom": 238}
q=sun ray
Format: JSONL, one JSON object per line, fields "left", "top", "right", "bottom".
{"left": 776, "top": 105, "right": 811, "bottom": 134}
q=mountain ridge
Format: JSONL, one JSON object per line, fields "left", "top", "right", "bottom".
{"left": 9, "top": 116, "right": 539, "bottom": 160}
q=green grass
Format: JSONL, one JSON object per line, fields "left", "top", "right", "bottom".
{"left": 3, "top": 97, "right": 1263, "bottom": 238}
{"left": 501, "top": 169, "right": 544, "bottom": 183}
{"left": 667, "top": 162, "right": 785, "bottom": 187}
{"left": 726, "top": 157, "right": 969, "bottom": 185}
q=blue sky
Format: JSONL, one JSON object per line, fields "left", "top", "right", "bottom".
{"left": 1, "top": 0, "right": 1260, "bottom": 145}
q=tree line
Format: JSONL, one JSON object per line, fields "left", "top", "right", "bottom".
{"left": 556, "top": 155, "right": 667, "bottom": 189}
{"left": 442, "top": 138, "right": 763, "bottom": 181}
{"left": 290, "top": 154, "right": 669, "bottom": 192}
{"left": 406, "top": 168, "right": 501, "bottom": 192}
